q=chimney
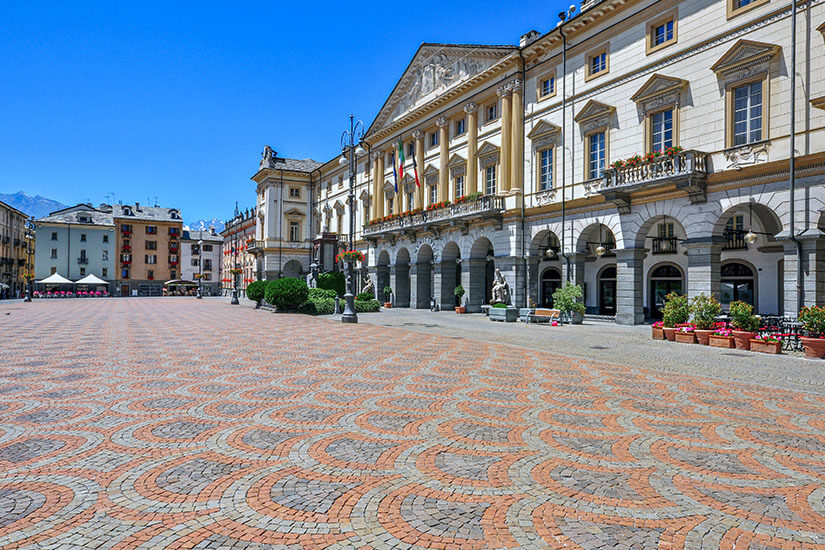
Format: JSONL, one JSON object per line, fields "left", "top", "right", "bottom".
{"left": 210, "top": 225, "right": 216, "bottom": 235}
{"left": 135, "top": 202, "right": 140, "bottom": 210}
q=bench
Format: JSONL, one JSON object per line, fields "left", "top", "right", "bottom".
{"left": 526, "top": 308, "right": 561, "bottom": 324}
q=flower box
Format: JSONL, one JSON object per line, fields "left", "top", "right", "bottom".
{"left": 489, "top": 306, "right": 518, "bottom": 322}
{"left": 750, "top": 339, "right": 782, "bottom": 354}
{"left": 800, "top": 337, "right": 825, "bottom": 359}
{"left": 675, "top": 332, "right": 696, "bottom": 344}
{"left": 732, "top": 330, "right": 757, "bottom": 351}
{"left": 694, "top": 329, "right": 714, "bottom": 346}
{"left": 662, "top": 327, "right": 677, "bottom": 341}
{"left": 709, "top": 335, "right": 735, "bottom": 348}
{"left": 651, "top": 326, "right": 664, "bottom": 340}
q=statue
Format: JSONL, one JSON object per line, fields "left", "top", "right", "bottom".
{"left": 260, "top": 145, "right": 275, "bottom": 169}
{"left": 362, "top": 273, "right": 375, "bottom": 298}
{"left": 491, "top": 268, "right": 510, "bottom": 305}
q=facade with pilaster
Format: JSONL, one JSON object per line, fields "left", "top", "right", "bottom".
{"left": 253, "top": 0, "right": 825, "bottom": 322}
{"left": 221, "top": 207, "right": 258, "bottom": 294}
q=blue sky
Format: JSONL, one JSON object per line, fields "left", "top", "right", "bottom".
{"left": 0, "top": 1, "right": 561, "bottom": 221}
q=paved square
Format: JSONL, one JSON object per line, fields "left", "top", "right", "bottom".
{"left": 1, "top": 298, "right": 825, "bottom": 549}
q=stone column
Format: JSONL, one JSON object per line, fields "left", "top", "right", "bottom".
{"left": 414, "top": 261, "right": 432, "bottom": 308}
{"left": 467, "top": 258, "right": 487, "bottom": 313}
{"left": 562, "top": 253, "right": 585, "bottom": 289}
{"left": 527, "top": 257, "right": 540, "bottom": 307}
{"left": 781, "top": 233, "right": 825, "bottom": 317}
{"left": 413, "top": 129, "right": 425, "bottom": 209}
{"left": 615, "top": 248, "right": 646, "bottom": 325}
{"left": 498, "top": 85, "right": 512, "bottom": 193}
{"left": 373, "top": 152, "right": 384, "bottom": 219}
{"left": 408, "top": 261, "right": 418, "bottom": 309}
{"left": 684, "top": 238, "right": 722, "bottom": 301}
{"left": 464, "top": 103, "right": 478, "bottom": 195}
{"left": 437, "top": 117, "right": 449, "bottom": 203}
{"left": 435, "top": 260, "right": 456, "bottom": 310}
{"left": 510, "top": 80, "right": 523, "bottom": 192}
{"left": 393, "top": 263, "right": 410, "bottom": 307}
{"left": 376, "top": 265, "right": 390, "bottom": 302}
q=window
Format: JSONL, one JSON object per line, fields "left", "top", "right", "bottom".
{"left": 724, "top": 215, "right": 747, "bottom": 250}
{"left": 146, "top": 241, "right": 157, "bottom": 250}
{"left": 103, "top": 235, "right": 109, "bottom": 243}
{"left": 204, "top": 259, "right": 212, "bottom": 271}
{"left": 731, "top": 81, "right": 763, "bottom": 146}
{"left": 429, "top": 185, "right": 437, "bottom": 205}
{"left": 588, "top": 132, "right": 606, "bottom": 179}
{"left": 146, "top": 226, "right": 157, "bottom": 234}
{"left": 51, "top": 232, "right": 57, "bottom": 241}
{"left": 289, "top": 221, "right": 300, "bottom": 242}
{"left": 538, "top": 148, "right": 553, "bottom": 191}
{"left": 652, "top": 222, "right": 677, "bottom": 254}
{"left": 191, "top": 258, "right": 199, "bottom": 267}
{"left": 338, "top": 176, "right": 344, "bottom": 188}
{"left": 387, "top": 197, "right": 394, "bottom": 215}
{"left": 407, "top": 191, "right": 414, "bottom": 210}
{"left": 585, "top": 46, "right": 609, "bottom": 81}
{"left": 727, "top": 0, "right": 769, "bottom": 18}
{"left": 337, "top": 214, "right": 344, "bottom": 235}
{"left": 454, "top": 175, "right": 465, "bottom": 198}
{"left": 650, "top": 109, "right": 674, "bottom": 152}
{"left": 647, "top": 11, "right": 677, "bottom": 54}
{"left": 50, "top": 266, "right": 57, "bottom": 275}
{"left": 80, "top": 233, "right": 87, "bottom": 242}
{"left": 102, "top": 268, "right": 108, "bottom": 278}
{"left": 202, "top": 244, "right": 212, "bottom": 252}
{"left": 538, "top": 73, "right": 556, "bottom": 100}
{"left": 169, "top": 254, "right": 178, "bottom": 263}
{"left": 408, "top": 142, "right": 415, "bottom": 158}
{"left": 455, "top": 118, "right": 466, "bottom": 136}
{"left": 486, "top": 102, "right": 498, "bottom": 122}
{"left": 146, "top": 254, "right": 157, "bottom": 264}
{"left": 51, "top": 248, "right": 57, "bottom": 259}
{"left": 102, "top": 250, "right": 108, "bottom": 261}
{"left": 80, "top": 267, "right": 86, "bottom": 277}
{"left": 289, "top": 187, "right": 300, "bottom": 198}
{"left": 485, "top": 165, "right": 497, "bottom": 195}
{"left": 170, "top": 270, "right": 176, "bottom": 279}
{"left": 122, "top": 269, "right": 129, "bottom": 279}
{"left": 429, "top": 132, "right": 439, "bottom": 148}
{"left": 147, "top": 269, "right": 154, "bottom": 279}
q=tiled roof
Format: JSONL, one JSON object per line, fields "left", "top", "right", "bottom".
{"left": 105, "top": 203, "right": 184, "bottom": 223}
{"left": 37, "top": 204, "right": 114, "bottom": 226}
{"left": 183, "top": 229, "right": 223, "bottom": 243}
{"left": 269, "top": 158, "right": 323, "bottom": 172}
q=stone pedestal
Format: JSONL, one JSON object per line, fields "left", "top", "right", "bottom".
{"left": 615, "top": 248, "right": 647, "bottom": 325}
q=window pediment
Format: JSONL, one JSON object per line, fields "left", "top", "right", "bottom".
{"left": 477, "top": 141, "right": 500, "bottom": 169}
{"left": 818, "top": 21, "right": 824, "bottom": 33}
{"left": 631, "top": 74, "right": 687, "bottom": 103}
{"left": 812, "top": 97, "right": 825, "bottom": 111}
{"left": 382, "top": 181, "right": 396, "bottom": 198}
{"left": 447, "top": 153, "right": 465, "bottom": 168}
{"left": 333, "top": 200, "right": 345, "bottom": 211}
{"left": 574, "top": 100, "right": 614, "bottom": 132}
{"left": 711, "top": 39, "right": 780, "bottom": 76}
{"left": 527, "top": 120, "right": 560, "bottom": 139}
{"left": 358, "top": 189, "right": 371, "bottom": 203}
{"left": 283, "top": 208, "right": 305, "bottom": 217}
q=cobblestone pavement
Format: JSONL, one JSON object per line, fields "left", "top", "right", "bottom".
{"left": 1, "top": 298, "right": 825, "bottom": 549}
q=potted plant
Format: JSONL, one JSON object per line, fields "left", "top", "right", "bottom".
{"left": 750, "top": 334, "right": 782, "bottom": 354}
{"left": 709, "top": 324, "right": 735, "bottom": 348}
{"left": 383, "top": 286, "right": 393, "bottom": 308}
{"left": 675, "top": 324, "right": 696, "bottom": 344}
{"left": 651, "top": 321, "right": 664, "bottom": 340}
{"left": 690, "top": 293, "right": 721, "bottom": 345}
{"left": 661, "top": 292, "right": 689, "bottom": 341}
{"left": 798, "top": 305, "right": 825, "bottom": 358}
{"left": 454, "top": 285, "right": 466, "bottom": 314}
{"left": 729, "top": 300, "right": 759, "bottom": 350}
{"left": 552, "top": 282, "right": 585, "bottom": 324}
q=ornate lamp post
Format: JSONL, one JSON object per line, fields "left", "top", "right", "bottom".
{"left": 23, "top": 217, "right": 34, "bottom": 302}
{"left": 338, "top": 115, "right": 367, "bottom": 324}
{"left": 196, "top": 239, "right": 203, "bottom": 299}
{"left": 230, "top": 233, "right": 239, "bottom": 305}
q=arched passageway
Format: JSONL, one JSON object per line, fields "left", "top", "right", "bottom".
{"left": 414, "top": 245, "right": 434, "bottom": 308}
{"left": 394, "top": 248, "right": 411, "bottom": 307}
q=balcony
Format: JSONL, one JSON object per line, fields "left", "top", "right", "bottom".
{"left": 78, "top": 257, "right": 89, "bottom": 265}
{"left": 363, "top": 195, "right": 505, "bottom": 237}
{"left": 723, "top": 230, "right": 748, "bottom": 251}
{"left": 651, "top": 237, "right": 679, "bottom": 255}
{"left": 592, "top": 150, "right": 709, "bottom": 213}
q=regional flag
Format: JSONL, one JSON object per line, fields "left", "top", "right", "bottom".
{"left": 397, "top": 138, "right": 405, "bottom": 180}
{"left": 412, "top": 146, "right": 420, "bottom": 188}
{"left": 391, "top": 150, "right": 398, "bottom": 193}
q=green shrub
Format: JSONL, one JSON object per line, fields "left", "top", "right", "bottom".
{"left": 265, "top": 277, "right": 309, "bottom": 311}
{"left": 662, "top": 292, "right": 689, "bottom": 328}
{"left": 245, "top": 280, "right": 266, "bottom": 303}
{"left": 311, "top": 297, "right": 335, "bottom": 315}
{"left": 729, "top": 300, "right": 759, "bottom": 332}
{"left": 383, "top": 286, "right": 393, "bottom": 301}
{"left": 318, "top": 272, "right": 345, "bottom": 297}
{"left": 690, "top": 293, "right": 721, "bottom": 329}
{"left": 356, "top": 291, "right": 374, "bottom": 301}
{"left": 492, "top": 302, "right": 508, "bottom": 308}
{"left": 552, "top": 282, "right": 585, "bottom": 316}
{"left": 309, "top": 287, "right": 336, "bottom": 300}
{"left": 799, "top": 305, "right": 825, "bottom": 336}
{"left": 354, "top": 299, "right": 381, "bottom": 313}
{"left": 454, "top": 285, "right": 465, "bottom": 300}
{"left": 297, "top": 301, "right": 317, "bottom": 315}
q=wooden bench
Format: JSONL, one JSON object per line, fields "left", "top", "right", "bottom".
{"left": 526, "top": 308, "right": 561, "bottom": 324}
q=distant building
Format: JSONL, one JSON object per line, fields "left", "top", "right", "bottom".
{"left": 181, "top": 227, "right": 222, "bottom": 295}
{"left": 34, "top": 204, "right": 115, "bottom": 289}
{"left": 107, "top": 203, "right": 184, "bottom": 297}
{"left": 0, "top": 200, "right": 32, "bottom": 297}
{"left": 220, "top": 208, "right": 257, "bottom": 294}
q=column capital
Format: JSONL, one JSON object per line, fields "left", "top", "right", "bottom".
{"left": 509, "top": 79, "right": 523, "bottom": 92}
{"left": 371, "top": 151, "right": 383, "bottom": 160}
{"left": 497, "top": 85, "right": 512, "bottom": 97}
{"left": 412, "top": 128, "right": 425, "bottom": 139}
{"left": 436, "top": 116, "right": 449, "bottom": 128}
{"left": 463, "top": 102, "right": 478, "bottom": 114}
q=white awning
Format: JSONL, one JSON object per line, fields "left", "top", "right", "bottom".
{"left": 38, "top": 273, "right": 74, "bottom": 284}
{"left": 74, "top": 274, "right": 108, "bottom": 285}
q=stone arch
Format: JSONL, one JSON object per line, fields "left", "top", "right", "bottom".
{"left": 529, "top": 229, "right": 562, "bottom": 258}
{"left": 712, "top": 201, "right": 783, "bottom": 239}
{"left": 393, "top": 247, "right": 411, "bottom": 307}
{"left": 282, "top": 259, "right": 303, "bottom": 279}
{"left": 441, "top": 241, "right": 461, "bottom": 262}
{"left": 468, "top": 236, "right": 496, "bottom": 307}
{"left": 630, "top": 209, "right": 691, "bottom": 250}
{"left": 539, "top": 266, "right": 562, "bottom": 307}
{"left": 376, "top": 249, "right": 391, "bottom": 301}
{"left": 470, "top": 236, "right": 494, "bottom": 259}
{"left": 436, "top": 241, "right": 462, "bottom": 309}
{"left": 573, "top": 214, "right": 624, "bottom": 252}
{"left": 647, "top": 261, "right": 685, "bottom": 318}
{"left": 576, "top": 222, "right": 617, "bottom": 255}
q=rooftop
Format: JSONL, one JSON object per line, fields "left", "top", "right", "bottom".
{"left": 102, "top": 203, "right": 183, "bottom": 223}
{"left": 183, "top": 229, "right": 223, "bottom": 242}
{"left": 37, "top": 204, "right": 114, "bottom": 226}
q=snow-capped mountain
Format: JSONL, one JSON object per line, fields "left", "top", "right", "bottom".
{"left": 0, "top": 191, "right": 68, "bottom": 219}
{"left": 186, "top": 218, "right": 225, "bottom": 233}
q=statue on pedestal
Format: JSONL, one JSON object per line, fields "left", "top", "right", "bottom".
{"left": 491, "top": 268, "right": 510, "bottom": 305}
{"left": 362, "top": 273, "right": 375, "bottom": 298}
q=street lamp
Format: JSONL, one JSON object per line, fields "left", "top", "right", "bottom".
{"left": 339, "top": 115, "right": 366, "bottom": 324}
{"left": 230, "top": 232, "right": 239, "bottom": 305}
{"left": 196, "top": 239, "right": 203, "bottom": 299}
{"left": 23, "top": 218, "right": 34, "bottom": 302}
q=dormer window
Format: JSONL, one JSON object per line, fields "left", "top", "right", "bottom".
{"left": 168, "top": 209, "right": 180, "bottom": 220}
{"left": 122, "top": 206, "right": 133, "bottom": 216}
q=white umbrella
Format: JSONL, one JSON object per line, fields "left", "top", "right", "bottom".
{"left": 75, "top": 274, "right": 108, "bottom": 285}
{"left": 38, "top": 273, "right": 74, "bottom": 284}
{"left": 0, "top": 282, "right": 8, "bottom": 289}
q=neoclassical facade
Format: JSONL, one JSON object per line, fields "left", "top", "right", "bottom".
{"left": 253, "top": 0, "right": 825, "bottom": 322}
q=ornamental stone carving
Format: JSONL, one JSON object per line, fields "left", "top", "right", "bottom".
{"left": 725, "top": 141, "right": 769, "bottom": 170}
{"left": 411, "top": 128, "right": 424, "bottom": 139}
{"left": 497, "top": 85, "right": 511, "bottom": 97}
{"left": 535, "top": 189, "right": 558, "bottom": 205}
{"left": 436, "top": 116, "right": 449, "bottom": 128}
{"left": 464, "top": 102, "right": 478, "bottom": 114}
{"left": 509, "top": 79, "right": 523, "bottom": 91}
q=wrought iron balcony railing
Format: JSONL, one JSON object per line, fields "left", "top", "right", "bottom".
{"left": 723, "top": 230, "right": 748, "bottom": 251}
{"left": 363, "top": 195, "right": 505, "bottom": 237}
{"left": 77, "top": 257, "right": 89, "bottom": 264}
{"left": 651, "top": 237, "right": 679, "bottom": 255}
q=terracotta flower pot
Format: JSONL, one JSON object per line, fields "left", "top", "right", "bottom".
{"left": 662, "top": 327, "right": 677, "bottom": 341}
{"left": 750, "top": 339, "right": 782, "bottom": 354}
{"left": 384, "top": 302, "right": 392, "bottom": 308}
{"left": 675, "top": 331, "right": 696, "bottom": 344}
{"left": 694, "top": 329, "right": 714, "bottom": 346}
{"left": 709, "top": 335, "right": 735, "bottom": 348}
{"left": 732, "top": 330, "right": 757, "bottom": 350}
{"left": 800, "top": 336, "right": 825, "bottom": 359}
{"left": 455, "top": 306, "right": 466, "bottom": 314}
{"left": 652, "top": 326, "right": 664, "bottom": 340}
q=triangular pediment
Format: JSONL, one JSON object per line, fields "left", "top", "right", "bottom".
{"left": 382, "top": 181, "right": 396, "bottom": 193}
{"left": 358, "top": 189, "right": 370, "bottom": 200}
{"left": 422, "top": 164, "right": 439, "bottom": 177}
{"left": 322, "top": 204, "right": 332, "bottom": 214}
{"left": 527, "top": 120, "right": 560, "bottom": 139}
{"left": 477, "top": 141, "right": 500, "bottom": 157}
{"left": 367, "top": 44, "right": 516, "bottom": 136}
{"left": 812, "top": 97, "right": 825, "bottom": 110}
{"left": 283, "top": 208, "right": 305, "bottom": 217}
{"left": 818, "top": 21, "right": 825, "bottom": 33}
{"left": 631, "top": 74, "right": 688, "bottom": 103}
{"left": 448, "top": 153, "right": 466, "bottom": 168}
{"left": 711, "top": 39, "right": 781, "bottom": 74}
{"left": 574, "top": 100, "right": 615, "bottom": 123}
{"left": 333, "top": 200, "right": 345, "bottom": 210}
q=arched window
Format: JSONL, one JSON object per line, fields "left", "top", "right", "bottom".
{"left": 598, "top": 266, "right": 617, "bottom": 315}
{"left": 540, "top": 269, "right": 562, "bottom": 307}
{"left": 649, "top": 264, "right": 683, "bottom": 319}
{"left": 721, "top": 262, "right": 755, "bottom": 307}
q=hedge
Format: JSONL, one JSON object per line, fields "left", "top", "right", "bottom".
{"left": 265, "top": 277, "right": 309, "bottom": 311}
{"left": 309, "top": 287, "right": 336, "bottom": 300}
{"left": 318, "top": 271, "right": 345, "bottom": 297}
{"left": 245, "top": 280, "right": 266, "bottom": 303}
{"left": 297, "top": 301, "right": 318, "bottom": 315}
{"left": 354, "top": 299, "right": 381, "bottom": 313}
{"left": 310, "top": 297, "right": 335, "bottom": 315}
{"left": 356, "top": 291, "right": 374, "bottom": 301}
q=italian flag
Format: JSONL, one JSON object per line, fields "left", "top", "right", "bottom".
{"left": 397, "top": 138, "right": 405, "bottom": 180}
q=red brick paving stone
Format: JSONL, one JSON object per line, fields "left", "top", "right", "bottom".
{"left": 0, "top": 298, "right": 825, "bottom": 548}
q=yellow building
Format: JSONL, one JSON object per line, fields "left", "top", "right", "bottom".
{"left": 0, "top": 201, "right": 33, "bottom": 298}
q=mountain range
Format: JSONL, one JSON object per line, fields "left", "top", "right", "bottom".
{"left": 186, "top": 218, "right": 225, "bottom": 233}
{"left": 0, "top": 191, "right": 68, "bottom": 219}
